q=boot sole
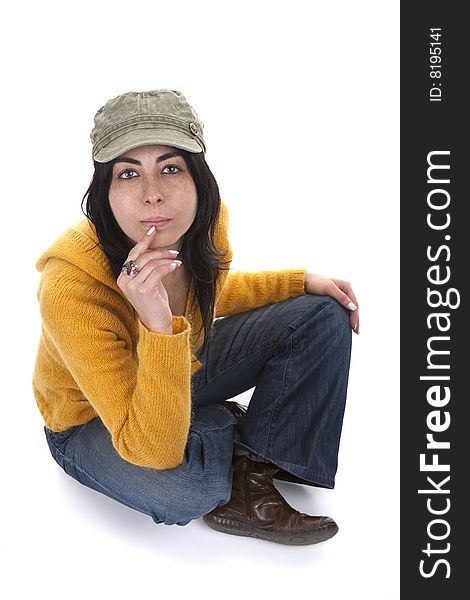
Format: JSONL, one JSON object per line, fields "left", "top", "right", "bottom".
{"left": 202, "top": 515, "right": 338, "bottom": 545}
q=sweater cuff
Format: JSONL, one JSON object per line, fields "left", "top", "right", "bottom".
{"left": 138, "top": 315, "right": 191, "bottom": 337}
{"left": 137, "top": 316, "right": 192, "bottom": 373}
{"left": 289, "top": 268, "right": 307, "bottom": 296}
{"left": 171, "top": 315, "right": 191, "bottom": 335}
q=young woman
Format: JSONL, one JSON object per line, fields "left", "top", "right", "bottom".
{"left": 33, "top": 89, "right": 359, "bottom": 545}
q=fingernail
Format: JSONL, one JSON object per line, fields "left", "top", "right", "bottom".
{"left": 146, "top": 225, "right": 156, "bottom": 236}
{"left": 168, "top": 250, "right": 179, "bottom": 255}
{"left": 170, "top": 260, "right": 182, "bottom": 267}
{"left": 347, "top": 301, "right": 357, "bottom": 311}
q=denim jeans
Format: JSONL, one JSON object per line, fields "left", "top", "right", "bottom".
{"left": 44, "top": 294, "right": 352, "bottom": 526}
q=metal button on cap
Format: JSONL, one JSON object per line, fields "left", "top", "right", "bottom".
{"left": 189, "top": 122, "right": 198, "bottom": 134}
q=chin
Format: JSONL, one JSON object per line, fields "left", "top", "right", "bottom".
{"left": 150, "top": 236, "right": 180, "bottom": 250}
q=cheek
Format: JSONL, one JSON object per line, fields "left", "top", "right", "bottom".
{"left": 108, "top": 192, "right": 133, "bottom": 228}
{"left": 109, "top": 182, "right": 135, "bottom": 211}
{"left": 173, "top": 181, "right": 198, "bottom": 218}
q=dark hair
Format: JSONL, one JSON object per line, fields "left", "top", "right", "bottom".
{"left": 81, "top": 150, "right": 230, "bottom": 342}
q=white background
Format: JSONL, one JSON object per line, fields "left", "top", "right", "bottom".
{"left": 1, "top": 1, "right": 399, "bottom": 598}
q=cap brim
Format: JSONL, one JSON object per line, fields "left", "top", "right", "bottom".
{"left": 93, "top": 128, "right": 203, "bottom": 162}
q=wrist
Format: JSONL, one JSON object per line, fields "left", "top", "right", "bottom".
{"left": 141, "top": 319, "right": 173, "bottom": 335}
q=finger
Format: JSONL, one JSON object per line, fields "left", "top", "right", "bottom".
{"left": 125, "top": 225, "right": 157, "bottom": 261}
{"left": 127, "top": 225, "right": 176, "bottom": 262}
{"left": 344, "top": 287, "right": 359, "bottom": 333}
{"left": 347, "top": 287, "right": 359, "bottom": 311}
{"left": 123, "top": 259, "right": 182, "bottom": 286}
{"left": 127, "top": 247, "right": 180, "bottom": 273}
{"left": 331, "top": 279, "right": 358, "bottom": 310}
{"left": 329, "top": 279, "right": 359, "bottom": 334}
{"left": 328, "top": 283, "right": 358, "bottom": 312}
{"left": 350, "top": 310, "right": 360, "bottom": 335}
{"left": 135, "top": 260, "right": 182, "bottom": 291}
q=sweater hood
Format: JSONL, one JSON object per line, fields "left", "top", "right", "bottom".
{"left": 36, "top": 218, "right": 117, "bottom": 289}
{"left": 35, "top": 200, "right": 233, "bottom": 290}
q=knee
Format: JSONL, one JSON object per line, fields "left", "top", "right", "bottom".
{"left": 301, "top": 294, "right": 351, "bottom": 347}
{"left": 148, "top": 473, "right": 231, "bottom": 526}
{"left": 149, "top": 414, "right": 235, "bottom": 525}
{"left": 321, "top": 295, "right": 351, "bottom": 333}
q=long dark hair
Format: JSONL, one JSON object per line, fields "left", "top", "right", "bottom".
{"left": 81, "top": 150, "right": 230, "bottom": 342}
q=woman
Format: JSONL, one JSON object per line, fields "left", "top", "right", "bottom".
{"left": 33, "top": 89, "right": 359, "bottom": 545}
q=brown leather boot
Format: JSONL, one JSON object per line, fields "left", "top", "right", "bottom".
{"left": 203, "top": 455, "right": 338, "bottom": 545}
{"left": 217, "top": 400, "right": 247, "bottom": 421}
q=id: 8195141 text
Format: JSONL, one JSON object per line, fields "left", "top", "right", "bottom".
{"left": 429, "top": 28, "right": 442, "bottom": 102}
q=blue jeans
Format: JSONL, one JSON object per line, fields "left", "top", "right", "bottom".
{"left": 44, "top": 294, "right": 352, "bottom": 526}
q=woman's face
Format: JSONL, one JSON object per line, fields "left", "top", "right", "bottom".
{"left": 108, "top": 144, "right": 198, "bottom": 251}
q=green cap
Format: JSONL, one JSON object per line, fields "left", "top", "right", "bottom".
{"left": 90, "top": 89, "right": 206, "bottom": 163}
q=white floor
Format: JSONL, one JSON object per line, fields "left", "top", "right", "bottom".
{"left": 4, "top": 341, "right": 400, "bottom": 600}
{"left": 5, "top": 263, "right": 400, "bottom": 600}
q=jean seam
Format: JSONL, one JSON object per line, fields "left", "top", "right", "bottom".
{"left": 51, "top": 442, "right": 132, "bottom": 500}
{"left": 285, "top": 298, "right": 336, "bottom": 333}
{"left": 190, "top": 421, "right": 235, "bottom": 435}
{"left": 264, "top": 329, "right": 293, "bottom": 459}
{"left": 51, "top": 443, "right": 171, "bottom": 521}
{"left": 203, "top": 298, "right": 333, "bottom": 387}
{"left": 203, "top": 341, "right": 277, "bottom": 387}
{"left": 50, "top": 425, "right": 234, "bottom": 504}
{"left": 45, "top": 425, "right": 81, "bottom": 449}
{"left": 233, "top": 440, "right": 335, "bottom": 486}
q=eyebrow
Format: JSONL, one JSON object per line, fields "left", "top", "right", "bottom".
{"left": 114, "top": 151, "right": 183, "bottom": 165}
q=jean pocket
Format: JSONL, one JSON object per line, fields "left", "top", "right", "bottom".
{"left": 44, "top": 425, "right": 80, "bottom": 469}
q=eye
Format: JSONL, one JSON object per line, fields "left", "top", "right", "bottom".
{"left": 162, "top": 164, "right": 181, "bottom": 174}
{"left": 118, "top": 168, "right": 139, "bottom": 180}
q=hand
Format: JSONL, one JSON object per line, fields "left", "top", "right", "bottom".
{"left": 304, "top": 271, "right": 360, "bottom": 335}
{"left": 117, "top": 227, "right": 182, "bottom": 334}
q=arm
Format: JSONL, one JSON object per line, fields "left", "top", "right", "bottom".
{"left": 35, "top": 260, "right": 193, "bottom": 469}
{"left": 215, "top": 268, "right": 306, "bottom": 317}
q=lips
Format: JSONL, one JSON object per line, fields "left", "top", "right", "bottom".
{"left": 141, "top": 218, "right": 171, "bottom": 231}
{"left": 141, "top": 217, "right": 170, "bottom": 224}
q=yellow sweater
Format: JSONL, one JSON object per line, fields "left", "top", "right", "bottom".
{"left": 33, "top": 200, "right": 307, "bottom": 470}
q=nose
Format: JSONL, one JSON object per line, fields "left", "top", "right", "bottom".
{"left": 143, "top": 175, "right": 163, "bottom": 204}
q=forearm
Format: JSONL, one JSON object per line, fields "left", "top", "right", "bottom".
{"left": 112, "top": 316, "right": 193, "bottom": 468}
{"left": 215, "top": 268, "right": 306, "bottom": 317}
